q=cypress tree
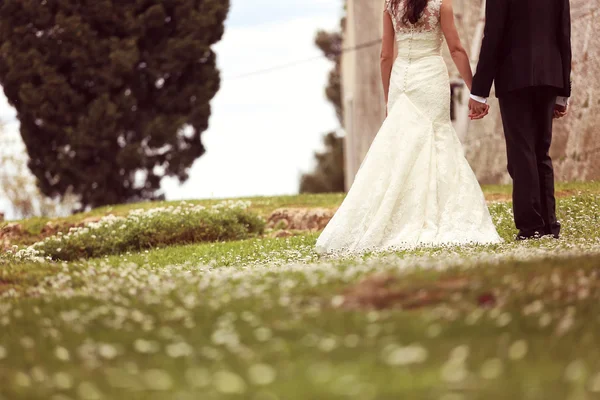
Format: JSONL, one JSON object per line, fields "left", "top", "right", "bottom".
{"left": 0, "top": 0, "right": 229, "bottom": 208}
{"left": 300, "top": 9, "right": 346, "bottom": 194}
{"left": 299, "top": 132, "right": 345, "bottom": 194}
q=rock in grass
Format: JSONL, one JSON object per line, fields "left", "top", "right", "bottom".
{"left": 266, "top": 208, "right": 335, "bottom": 231}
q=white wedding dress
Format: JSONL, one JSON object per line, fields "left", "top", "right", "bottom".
{"left": 316, "top": 0, "right": 502, "bottom": 255}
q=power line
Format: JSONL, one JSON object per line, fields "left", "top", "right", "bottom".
{"left": 225, "top": 39, "right": 381, "bottom": 81}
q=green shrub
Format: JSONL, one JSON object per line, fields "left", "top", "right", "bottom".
{"left": 26, "top": 200, "right": 265, "bottom": 261}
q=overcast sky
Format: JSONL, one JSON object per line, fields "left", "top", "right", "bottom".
{"left": 0, "top": 0, "right": 343, "bottom": 217}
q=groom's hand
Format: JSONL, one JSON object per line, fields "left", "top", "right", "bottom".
{"left": 553, "top": 104, "right": 568, "bottom": 119}
{"left": 468, "top": 98, "right": 489, "bottom": 120}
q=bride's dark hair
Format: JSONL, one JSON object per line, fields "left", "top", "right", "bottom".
{"left": 390, "top": 0, "right": 429, "bottom": 25}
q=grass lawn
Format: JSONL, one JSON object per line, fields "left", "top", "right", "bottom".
{"left": 4, "top": 181, "right": 599, "bottom": 241}
{"left": 1, "top": 185, "right": 600, "bottom": 399}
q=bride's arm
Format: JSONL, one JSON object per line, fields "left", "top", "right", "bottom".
{"left": 440, "top": 0, "right": 473, "bottom": 91}
{"left": 380, "top": 9, "right": 395, "bottom": 104}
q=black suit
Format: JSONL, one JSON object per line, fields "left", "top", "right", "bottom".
{"left": 472, "top": 0, "right": 572, "bottom": 238}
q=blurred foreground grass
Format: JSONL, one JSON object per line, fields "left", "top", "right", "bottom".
{"left": 0, "top": 189, "right": 600, "bottom": 399}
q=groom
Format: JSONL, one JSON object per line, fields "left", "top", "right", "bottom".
{"left": 468, "top": 0, "right": 572, "bottom": 240}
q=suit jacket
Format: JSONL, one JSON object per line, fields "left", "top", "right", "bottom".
{"left": 471, "top": 0, "right": 572, "bottom": 98}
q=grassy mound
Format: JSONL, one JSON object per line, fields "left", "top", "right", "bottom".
{"left": 14, "top": 201, "right": 265, "bottom": 262}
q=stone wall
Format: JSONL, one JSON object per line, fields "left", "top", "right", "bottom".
{"left": 342, "top": 0, "right": 599, "bottom": 187}
{"left": 342, "top": 0, "right": 387, "bottom": 189}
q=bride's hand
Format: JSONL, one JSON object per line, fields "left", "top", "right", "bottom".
{"left": 469, "top": 98, "right": 489, "bottom": 120}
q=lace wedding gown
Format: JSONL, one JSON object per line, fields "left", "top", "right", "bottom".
{"left": 315, "top": 0, "right": 502, "bottom": 255}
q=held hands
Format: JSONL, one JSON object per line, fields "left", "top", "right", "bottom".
{"left": 553, "top": 104, "right": 568, "bottom": 119}
{"left": 468, "top": 98, "right": 490, "bottom": 120}
{"left": 467, "top": 98, "right": 569, "bottom": 121}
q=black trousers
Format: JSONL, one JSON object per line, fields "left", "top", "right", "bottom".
{"left": 498, "top": 86, "right": 561, "bottom": 237}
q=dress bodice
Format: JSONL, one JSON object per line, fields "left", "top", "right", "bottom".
{"left": 385, "top": 0, "right": 443, "bottom": 35}
{"left": 385, "top": 0, "right": 444, "bottom": 58}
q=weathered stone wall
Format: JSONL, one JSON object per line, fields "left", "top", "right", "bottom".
{"left": 553, "top": 0, "right": 600, "bottom": 181}
{"left": 342, "top": 0, "right": 387, "bottom": 189}
{"left": 343, "top": 0, "right": 599, "bottom": 187}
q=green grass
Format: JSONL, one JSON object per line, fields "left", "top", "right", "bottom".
{"left": 3, "top": 181, "right": 599, "bottom": 241}
{"left": 482, "top": 180, "right": 600, "bottom": 198}
{"left": 0, "top": 192, "right": 600, "bottom": 399}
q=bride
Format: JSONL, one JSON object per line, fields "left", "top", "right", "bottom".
{"left": 316, "top": 0, "right": 502, "bottom": 255}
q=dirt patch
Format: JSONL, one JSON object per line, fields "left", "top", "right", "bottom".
{"left": 267, "top": 230, "right": 303, "bottom": 239}
{"left": 1, "top": 223, "right": 24, "bottom": 251}
{"left": 485, "top": 189, "right": 579, "bottom": 203}
{"left": 0, "top": 278, "right": 14, "bottom": 294}
{"left": 485, "top": 193, "right": 513, "bottom": 202}
{"left": 0, "top": 219, "right": 102, "bottom": 251}
{"left": 555, "top": 189, "right": 579, "bottom": 198}
{"left": 336, "top": 273, "right": 496, "bottom": 311}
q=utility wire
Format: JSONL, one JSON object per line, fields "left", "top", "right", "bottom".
{"left": 225, "top": 39, "right": 381, "bottom": 80}
{"left": 222, "top": 38, "right": 597, "bottom": 160}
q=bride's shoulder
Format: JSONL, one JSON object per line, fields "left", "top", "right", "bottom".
{"left": 428, "top": 0, "right": 445, "bottom": 19}
{"left": 430, "top": 0, "right": 445, "bottom": 10}
{"left": 383, "top": 0, "right": 399, "bottom": 21}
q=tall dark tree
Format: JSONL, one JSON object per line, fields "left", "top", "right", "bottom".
{"left": 314, "top": 28, "right": 343, "bottom": 125}
{"left": 0, "top": 0, "right": 229, "bottom": 209}
{"left": 300, "top": 9, "right": 346, "bottom": 194}
{"left": 299, "top": 132, "right": 345, "bottom": 194}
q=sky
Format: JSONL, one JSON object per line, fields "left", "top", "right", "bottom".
{"left": 0, "top": 0, "right": 343, "bottom": 218}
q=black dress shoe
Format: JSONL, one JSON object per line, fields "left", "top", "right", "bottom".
{"left": 515, "top": 231, "right": 542, "bottom": 241}
{"left": 544, "top": 222, "right": 561, "bottom": 240}
{"left": 542, "top": 232, "right": 560, "bottom": 240}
